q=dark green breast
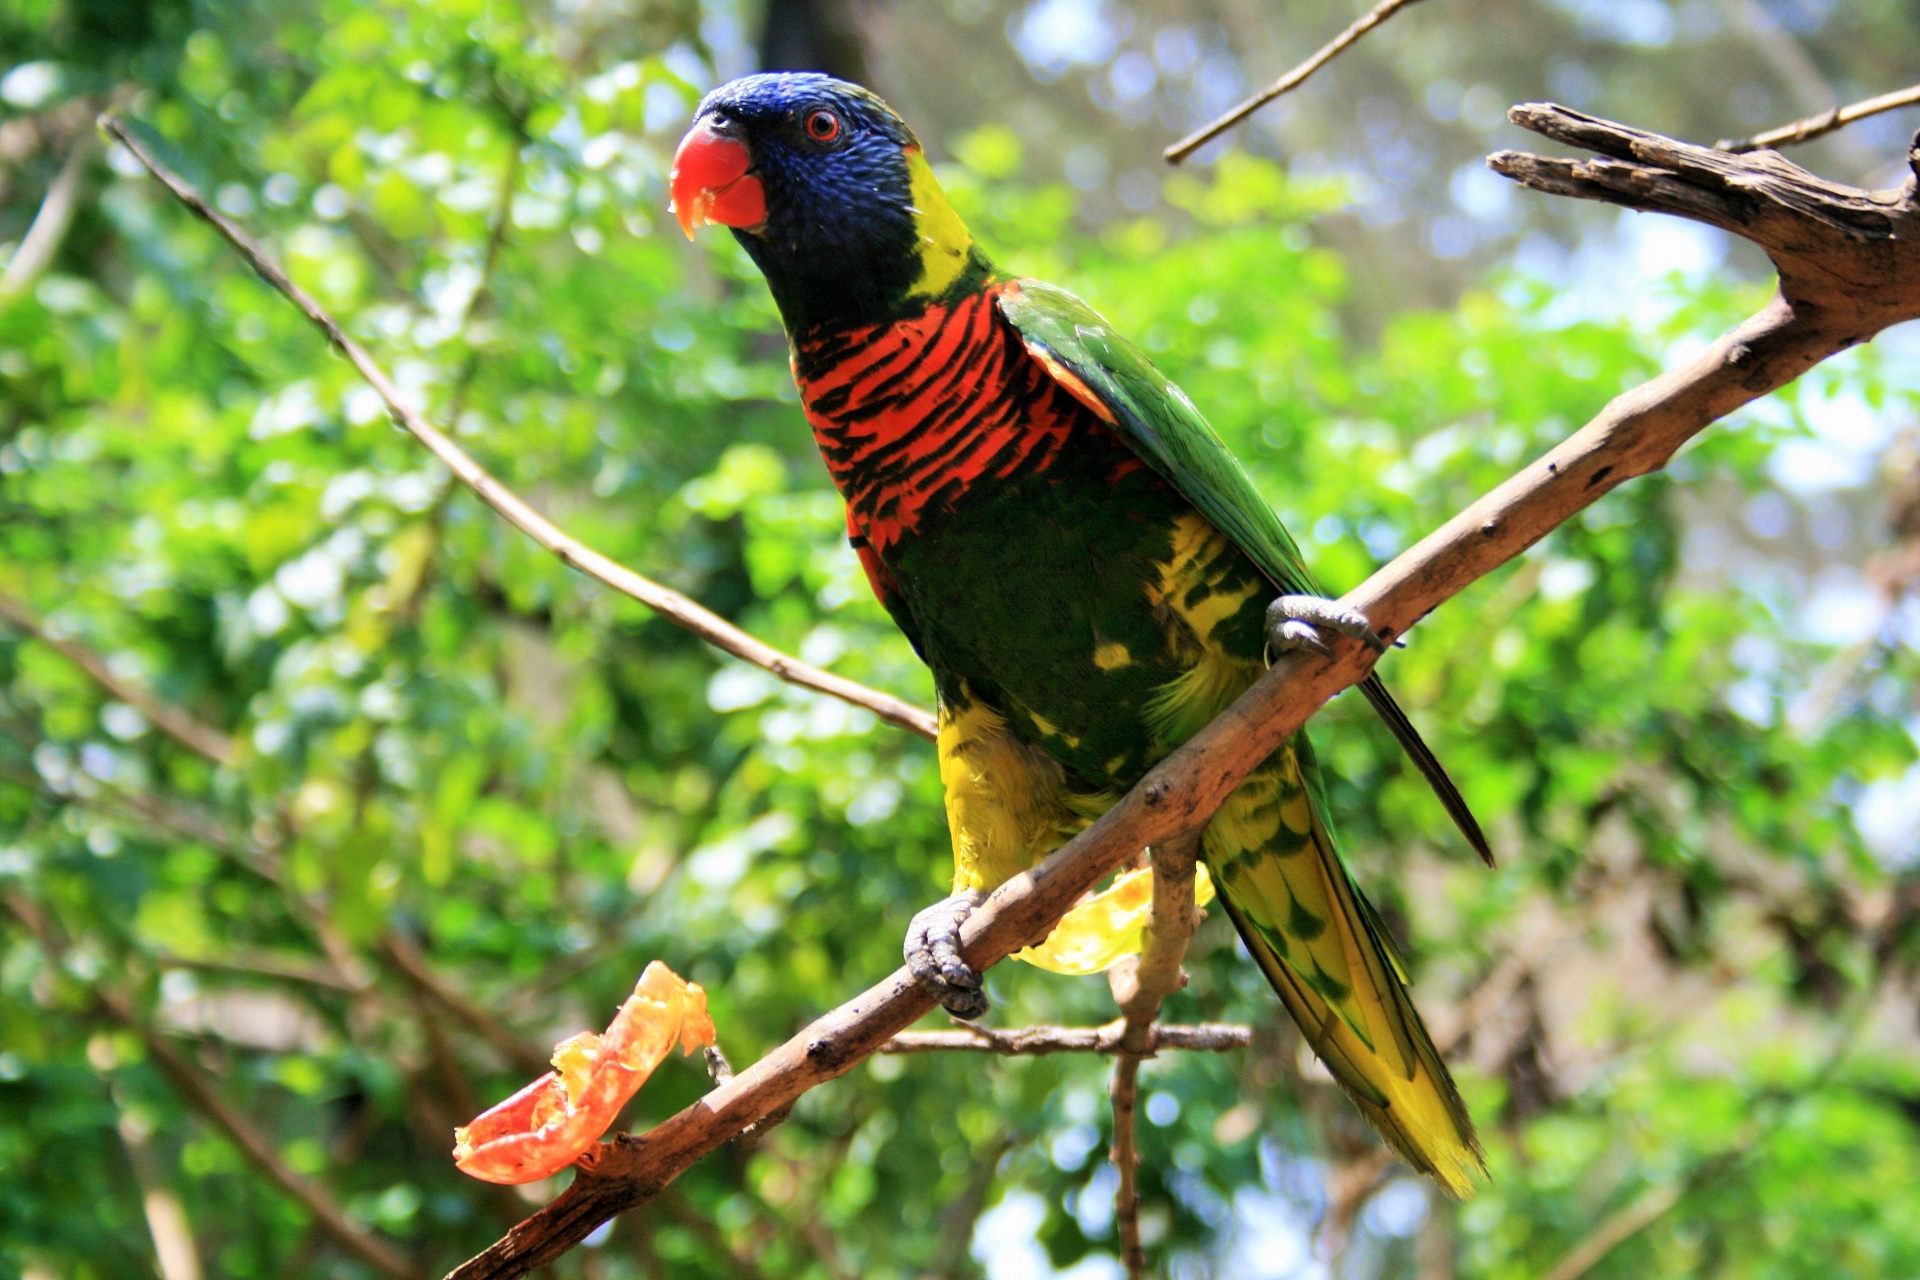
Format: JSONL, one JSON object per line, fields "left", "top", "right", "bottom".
{"left": 881, "top": 414, "right": 1272, "bottom": 793}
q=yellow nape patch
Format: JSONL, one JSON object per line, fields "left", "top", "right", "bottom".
{"left": 1092, "top": 640, "right": 1132, "bottom": 670}
{"left": 904, "top": 146, "right": 973, "bottom": 300}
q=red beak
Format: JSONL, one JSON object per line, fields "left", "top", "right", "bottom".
{"left": 669, "top": 119, "right": 766, "bottom": 239}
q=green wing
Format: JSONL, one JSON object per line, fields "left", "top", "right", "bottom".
{"left": 998, "top": 279, "right": 1322, "bottom": 595}
{"left": 996, "top": 279, "right": 1490, "bottom": 865}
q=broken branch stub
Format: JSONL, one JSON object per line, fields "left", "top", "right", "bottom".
{"left": 1491, "top": 104, "right": 1920, "bottom": 327}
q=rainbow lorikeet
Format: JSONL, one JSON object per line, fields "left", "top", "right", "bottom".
{"left": 671, "top": 73, "right": 1488, "bottom": 1194}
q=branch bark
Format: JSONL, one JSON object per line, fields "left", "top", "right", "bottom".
{"left": 1104, "top": 834, "right": 1203, "bottom": 1280}
{"left": 98, "top": 115, "right": 938, "bottom": 743}
{"left": 880, "top": 1022, "right": 1250, "bottom": 1055}
{"left": 1535, "top": 1180, "right": 1686, "bottom": 1280}
{"left": 1108, "top": 1056, "right": 1146, "bottom": 1279}
{"left": 96, "top": 993, "right": 426, "bottom": 1280}
{"left": 380, "top": 932, "right": 551, "bottom": 1078}
{"left": 439, "top": 107, "right": 1920, "bottom": 1279}
{"left": 1107, "top": 835, "right": 1203, "bottom": 1054}
{"left": 0, "top": 586, "right": 236, "bottom": 764}
{"left": 0, "top": 129, "right": 94, "bottom": 298}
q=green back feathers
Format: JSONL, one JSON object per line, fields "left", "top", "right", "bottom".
{"left": 997, "top": 280, "right": 1322, "bottom": 598}
{"left": 996, "top": 279, "right": 1491, "bottom": 865}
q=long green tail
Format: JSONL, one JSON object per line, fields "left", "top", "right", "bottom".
{"left": 1204, "top": 739, "right": 1484, "bottom": 1197}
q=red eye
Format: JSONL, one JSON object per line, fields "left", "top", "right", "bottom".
{"left": 805, "top": 109, "right": 841, "bottom": 143}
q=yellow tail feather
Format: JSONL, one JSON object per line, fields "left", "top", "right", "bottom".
{"left": 1207, "top": 752, "right": 1484, "bottom": 1198}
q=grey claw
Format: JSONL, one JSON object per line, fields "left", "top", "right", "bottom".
{"left": 1275, "top": 617, "right": 1333, "bottom": 658}
{"left": 905, "top": 891, "right": 989, "bottom": 1020}
{"left": 1267, "top": 594, "right": 1390, "bottom": 656}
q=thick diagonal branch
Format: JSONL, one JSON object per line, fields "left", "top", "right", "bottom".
{"left": 100, "top": 116, "right": 937, "bottom": 743}
{"left": 442, "top": 107, "right": 1920, "bottom": 1280}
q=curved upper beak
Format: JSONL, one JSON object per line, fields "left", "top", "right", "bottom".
{"left": 669, "top": 118, "right": 766, "bottom": 239}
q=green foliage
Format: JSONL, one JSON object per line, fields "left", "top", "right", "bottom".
{"left": 1, "top": 3, "right": 1918, "bottom": 1279}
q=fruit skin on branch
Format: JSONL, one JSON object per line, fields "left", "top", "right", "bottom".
{"left": 452, "top": 962, "right": 716, "bottom": 1186}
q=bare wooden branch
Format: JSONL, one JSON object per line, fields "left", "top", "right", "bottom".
{"left": 880, "top": 1022, "right": 1251, "bottom": 1055}
{"left": 117, "top": 1114, "right": 206, "bottom": 1280}
{"left": 0, "top": 586, "right": 236, "bottom": 764}
{"left": 438, "top": 110, "right": 1920, "bottom": 1279}
{"left": 1718, "top": 82, "right": 1920, "bottom": 154}
{"left": 157, "top": 950, "right": 358, "bottom": 993}
{"left": 1103, "top": 832, "right": 1203, "bottom": 1277}
{"left": 1109, "top": 1055, "right": 1147, "bottom": 1280}
{"left": 0, "top": 888, "right": 427, "bottom": 1280}
{"left": 380, "top": 932, "right": 551, "bottom": 1077}
{"left": 1108, "top": 834, "right": 1203, "bottom": 1053}
{"left": 99, "top": 115, "right": 938, "bottom": 743}
{"left": 0, "top": 129, "right": 94, "bottom": 298}
{"left": 116, "top": 1003, "right": 425, "bottom": 1280}
{"left": 1535, "top": 1179, "right": 1686, "bottom": 1280}
{"left": 1164, "top": 0, "right": 1430, "bottom": 164}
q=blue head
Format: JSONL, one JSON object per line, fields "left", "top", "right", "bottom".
{"left": 671, "top": 74, "right": 989, "bottom": 333}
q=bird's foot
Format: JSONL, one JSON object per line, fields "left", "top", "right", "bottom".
{"left": 905, "top": 890, "right": 989, "bottom": 1020}
{"left": 1266, "top": 594, "right": 1393, "bottom": 659}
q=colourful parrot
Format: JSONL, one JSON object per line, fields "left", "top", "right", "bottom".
{"left": 670, "top": 73, "right": 1488, "bottom": 1195}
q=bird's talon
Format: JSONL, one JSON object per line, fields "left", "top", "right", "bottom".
{"left": 1277, "top": 618, "right": 1333, "bottom": 658}
{"left": 905, "top": 891, "right": 990, "bottom": 1019}
{"left": 1268, "top": 594, "right": 1390, "bottom": 656}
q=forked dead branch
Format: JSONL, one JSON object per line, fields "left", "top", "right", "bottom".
{"left": 101, "top": 103, "right": 1920, "bottom": 1278}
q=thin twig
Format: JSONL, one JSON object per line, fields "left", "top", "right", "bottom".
{"left": 879, "top": 1022, "right": 1250, "bottom": 1055}
{"left": 0, "top": 891, "right": 420, "bottom": 1280}
{"left": 99, "top": 115, "right": 938, "bottom": 743}
{"left": 1535, "top": 1179, "right": 1687, "bottom": 1280}
{"left": 1718, "top": 82, "right": 1920, "bottom": 153}
{"left": 0, "top": 587, "right": 235, "bottom": 764}
{"left": 660, "top": 1188, "right": 782, "bottom": 1280}
{"left": 157, "top": 950, "right": 358, "bottom": 992}
{"left": 1536, "top": 962, "right": 1881, "bottom": 1280}
{"left": 1165, "top": 0, "right": 1430, "bottom": 163}
{"left": 1109, "top": 1055, "right": 1146, "bottom": 1279}
{"left": 0, "top": 128, "right": 95, "bottom": 297}
{"left": 380, "top": 932, "right": 550, "bottom": 1077}
{"left": 124, "top": 1014, "right": 425, "bottom": 1280}
{"left": 1102, "top": 832, "right": 1203, "bottom": 1279}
